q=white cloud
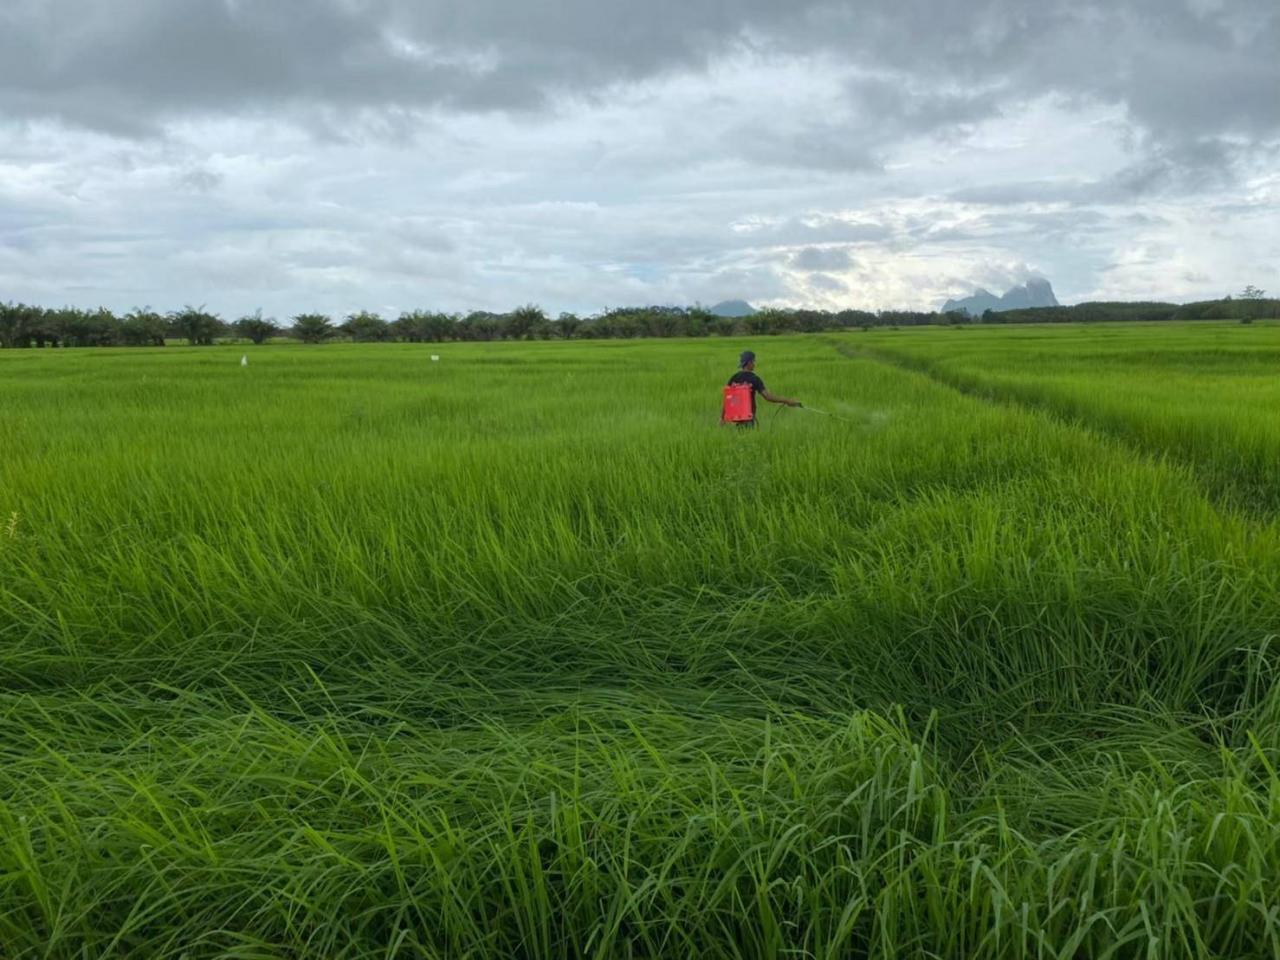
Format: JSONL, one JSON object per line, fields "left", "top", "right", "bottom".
{"left": 0, "top": 1, "right": 1276, "bottom": 315}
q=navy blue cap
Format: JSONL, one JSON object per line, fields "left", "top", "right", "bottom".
{"left": 739, "top": 350, "right": 756, "bottom": 367}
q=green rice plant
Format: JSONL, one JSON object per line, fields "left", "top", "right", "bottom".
{"left": 0, "top": 331, "right": 1277, "bottom": 956}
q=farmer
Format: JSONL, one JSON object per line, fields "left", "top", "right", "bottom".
{"left": 727, "top": 350, "right": 801, "bottom": 426}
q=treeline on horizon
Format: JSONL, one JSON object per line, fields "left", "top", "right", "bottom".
{"left": 0, "top": 296, "right": 1276, "bottom": 348}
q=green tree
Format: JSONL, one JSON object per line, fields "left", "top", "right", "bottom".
{"left": 168, "top": 305, "right": 225, "bottom": 345}
{"left": 554, "top": 312, "right": 582, "bottom": 339}
{"left": 342, "top": 310, "right": 390, "bottom": 342}
{"left": 460, "top": 311, "right": 501, "bottom": 341}
{"left": 392, "top": 310, "right": 457, "bottom": 342}
{"left": 507, "top": 304, "right": 547, "bottom": 340}
{"left": 637, "top": 307, "right": 683, "bottom": 338}
{"left": 31, "top": 307, "right": 63, "bottom": 347}
{"left": 793, "top": 309, "right": 830, "bottom": 333}
{"left": 233, "top": 310, "right": 281, "bottom": 344}
{"left": 426, "top": 311, "right": 459, "bottom": 341}
{"left": 1239, "top": 285, "right": 1266, "bottom": 324}
{"left": 0, "top": 302, "right": 43, "bottom": 348}
{"left": 682, "top": 308, "right": 714, "bottom": 337}
{"left": 391, "top": 311, "right": 426, "bottom": 342}
{"left": 58, "top": 307, "right": 119, "bottom": 347}
{"left": 0, "top": 302, "right": 20, "bottom": 348}
{"left": 119, "top": 308, "right": 167, "bottom": 346}
{"left": 291, "top": 313, "right": 335, "bottom": 344}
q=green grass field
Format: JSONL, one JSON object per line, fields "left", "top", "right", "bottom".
{"left": 2, "top": 325, "right": 1278, "bottom": 958}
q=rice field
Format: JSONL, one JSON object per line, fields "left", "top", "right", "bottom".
{"left": 1, "top": 325, "right": 1278, "bottom": 958}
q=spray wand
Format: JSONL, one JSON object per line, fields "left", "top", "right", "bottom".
{"left": 793, "top": 403, "right": 859, "bottom": 424}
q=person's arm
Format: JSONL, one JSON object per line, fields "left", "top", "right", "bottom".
{"left": 761, "top": 389, "right": 801, "bottom": 407}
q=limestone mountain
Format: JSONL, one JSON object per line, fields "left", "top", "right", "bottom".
{"left": 943, "top": 279, "right": 1058, "bottom": 315}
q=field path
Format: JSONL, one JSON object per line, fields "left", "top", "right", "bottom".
{"left": 828, "top": 333, "right": 1280, "bottom": 518}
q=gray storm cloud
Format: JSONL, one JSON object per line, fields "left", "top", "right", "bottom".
{"left": 792, "top": 247, "right": 853, "bottom": 272}
{"left": 2, "top": 0, "right": 1275, "bottom": 150}
{"left": 0, "top": 0, "right": 1276, "bottom": 315}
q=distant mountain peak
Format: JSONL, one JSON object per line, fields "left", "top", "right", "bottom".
{"left": 709, "top": 299, "right": 756, "bottom": 317}
{"left": 943, "top": 279, "right": 1058, "bottom": 315}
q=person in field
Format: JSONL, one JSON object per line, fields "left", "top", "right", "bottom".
{"left": 725, "top": 350, "right": 801, "bottom": 426}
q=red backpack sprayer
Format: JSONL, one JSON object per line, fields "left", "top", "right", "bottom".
{"left": 721, "top": 382, "right": 756, "bottom": 424}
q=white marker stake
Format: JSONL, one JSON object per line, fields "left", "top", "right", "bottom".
{"left": 241, "top": 355, "right": 248, "bottom": 367}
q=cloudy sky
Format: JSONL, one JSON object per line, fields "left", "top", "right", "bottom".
{"left": 1, "top": 0, "right": 1276, "bottom": 318}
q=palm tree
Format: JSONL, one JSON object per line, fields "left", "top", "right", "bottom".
{"left": 291, "top": 313, "right": 335, "bottom": 343}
